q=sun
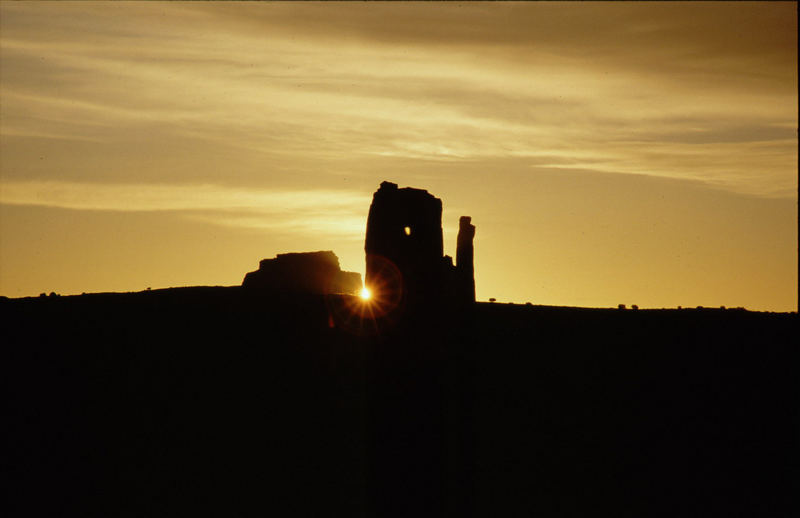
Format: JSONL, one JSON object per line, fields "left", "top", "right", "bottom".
{"left": 359, "top": 287, "right": 372, "bottom": 301}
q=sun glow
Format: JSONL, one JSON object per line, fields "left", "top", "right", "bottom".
{"left": 360, "top": 287, "right": 372, "bottom": 301}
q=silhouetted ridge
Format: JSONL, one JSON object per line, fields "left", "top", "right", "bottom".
{"left": 242, "top": 250, "right": 361, "bottom": 295}
{"left": 6, "top": 180, "right": 796, "bottom": 518}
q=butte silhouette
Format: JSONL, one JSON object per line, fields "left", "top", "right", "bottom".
{"left": 242, "top": 180, "right": 475, "bottom": 322}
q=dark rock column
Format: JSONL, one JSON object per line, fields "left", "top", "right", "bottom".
{"left": 456, "top": 216, "right": 476, "bottom": 303}
{"left": 364, "top": 181, "right": 445, "bottom": 314}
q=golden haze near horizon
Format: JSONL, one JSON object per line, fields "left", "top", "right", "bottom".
{"left": 0, "top": 2, "right": 796, "bottom": 311}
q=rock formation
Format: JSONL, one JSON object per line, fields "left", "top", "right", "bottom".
{"left": 240, "top": 181, "right": 474, "bottom": 311}
{"left": 242, "top": 251, "right": 362, "bottom": 295}
{"left": 456, "top": 216, "right": 476, "bottom": 303}
{"left": 364, "top": 181, "right": 475, "bottom": 312}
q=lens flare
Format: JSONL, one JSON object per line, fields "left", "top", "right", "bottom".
{"left": 360, "top": 287, "right": 372, "bottom": 301}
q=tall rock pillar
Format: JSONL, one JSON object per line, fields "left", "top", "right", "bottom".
{"left": 456, "top": 216, "right": 476, "bottom": 303}
{"left": 364, "top": 181, "right": 445, "bottom": 313}
{"left": 364, "top": 181, "right": 476, "bottom": 313}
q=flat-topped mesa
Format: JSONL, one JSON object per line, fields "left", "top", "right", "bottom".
{"left": 242, "top": 251, "right": 362, "bottom": 295}
{"left": 364, "top": 181, "right": 475, "bottom": 312}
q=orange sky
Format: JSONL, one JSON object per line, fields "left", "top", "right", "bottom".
{"left": 1, "top": 2, "right": 797, "bottom": 311}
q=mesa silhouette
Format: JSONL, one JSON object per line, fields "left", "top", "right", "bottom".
{"left": 3, "top": 181, "right": 797, "bottom": 518}
{"left": 242, "top": 250, "right": 362, "bottom": 295}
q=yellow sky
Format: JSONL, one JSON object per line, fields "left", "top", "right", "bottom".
{"left": 1, "top": 2, "right": 797, "bottom": 311}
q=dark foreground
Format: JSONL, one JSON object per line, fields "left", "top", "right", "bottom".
{"left": 4, "top": 288, "right": 797, "bottom": 517}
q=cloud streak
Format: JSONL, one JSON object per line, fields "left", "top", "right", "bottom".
{"left": 0, "top": 181, "right": 371, "bottom": 239}
{"left": 1, "top": 2, "right": 795, "bottom": 198}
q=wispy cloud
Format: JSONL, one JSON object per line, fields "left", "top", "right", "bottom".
{"left": 0, "top": 181, "right": 371, "bottom": 239}
{"left": 1, "top": 2, "right": 795, "bottom": 198}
